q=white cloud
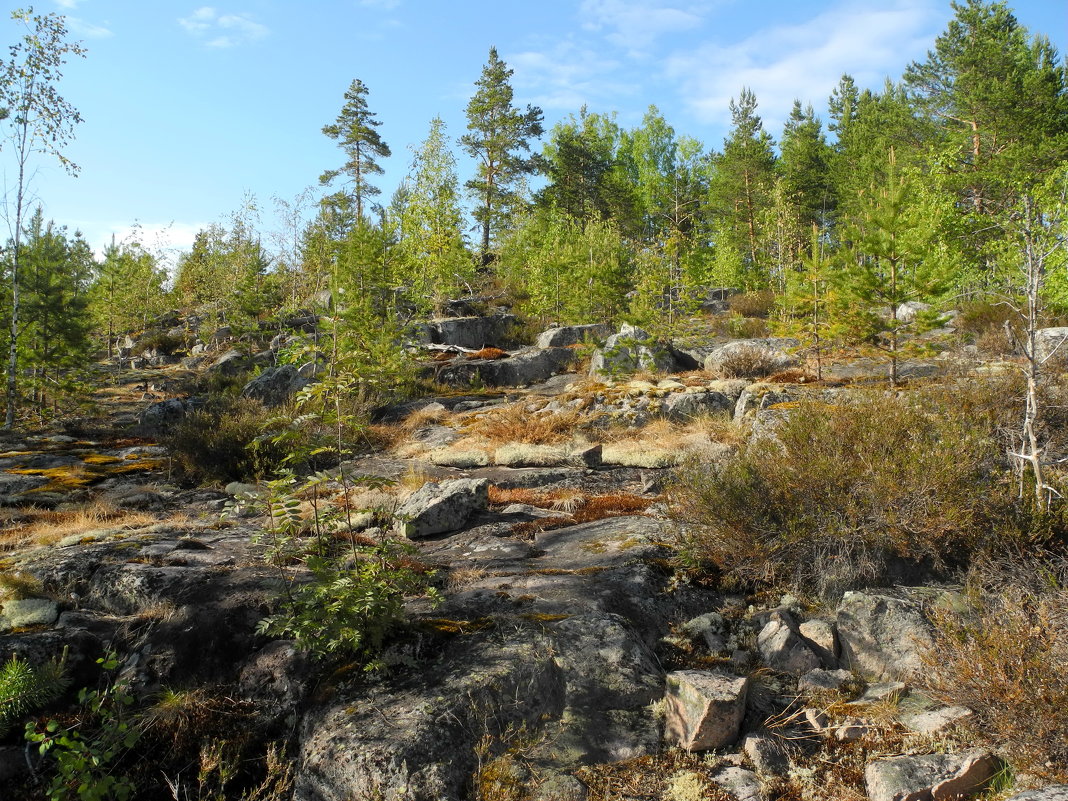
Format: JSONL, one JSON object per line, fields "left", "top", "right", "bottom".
{"left": 66, "top": 17, "right": 113, "bottom": 38}
{"left": 580, "top": 0, "right": 707, "bottom": 55}
{"left": 179, "top": 7, "right": 268, "bottom": 48}
{"left": 94, "top": 221, "right": 207, "bottom": 271}
{"left": 55, "top": 0, "right": 81, "bottom": 8}
{"left": 510, "top": 42, "right": 630, "bottom": 111}
{"left": 664, "top": 0, "right": 939, "bottom": 137}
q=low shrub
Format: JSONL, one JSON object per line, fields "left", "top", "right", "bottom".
{"left": 165, "top": 397, "right": 288, "bottom": 485}
{"left": 927, "top": 552, "right": 1068, "bottom": 781}
{"left": 728, "top": 290, "right": 776, "bottom": 319}
{"left": 669, "top": 391, "right": 1019, "bottom": 597}
{"left": 714, "top": 345, "right": 783, "bottom": 379}
{"left": 131, "top": 330, "right": 186, "bottom": 357}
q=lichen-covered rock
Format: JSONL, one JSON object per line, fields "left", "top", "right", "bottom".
{"left": 0, "top": 598, "right": 59, "bottom": 631}
{"left": 663, "top": 670, "right": 748, "bottom": 751}
{"left": 589, "top": 324, "right": 678, "bottom": 376}
{"left": 864, "top": 750, "right": 1000, "bottom": 801}
{"left": 394, "top": 478, "right": 489, "bottom": 538}
{"left": 662, "top": 390, "right": 734, "bottom": 421}
{"left": 438, "top": 347, "right": 577, "bottom": 387}
{"left": 837, "top": 590, "right": 935, "bottom": 680}
{"left": 600, "top": 445, "right": 680, "bottom": 468}
{"left": 900, "top": 705, "right": 973, "bottom": 735}
{"left": 704, "top": 338, "right": 798, "bottom": 377}
{"left": 798, "top": 618, "right": 840, "bottom": 668}
{"left": 430, "top": 314, "right": 519, "bottom": 349}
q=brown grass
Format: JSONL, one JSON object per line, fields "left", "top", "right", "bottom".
{"left": 467, "top": 347, "right": 508, "bottom": 361}
{"left": 401, "top": 405, "right": 451, "bottom": 431}
{"left": 500, "top": 491, "right": 653, "bottom": 538}
{"left": 464, "top": 405, "right": 583, "bottom": 445}
{"left": 728, "top": 289, "right": 777, "bottom": 318}
{"left": 0, "top": 498, "right": 160, "bottom": 551}
{"left": 766, "top": 369, "right": 817, "bottom": 384}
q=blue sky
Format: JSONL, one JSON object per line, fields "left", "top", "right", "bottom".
{"left": 2, "top": 0, "right": 1066, "bottom": 263}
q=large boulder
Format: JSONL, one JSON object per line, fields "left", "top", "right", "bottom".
{"left": 137, "top": 398, "right": 189, "bottom": 436}
{"left": 663, "top": 671, "right": 748, "bottom": 751}
{"left": 704, "top": 338, "right": 798, "bottom": 378}
{"left": 205, "top": 348, "right": 252, "bottom": 378}
{"left": 393, "top": 478, "right": 490, "bottom": 538}
{"left": 430, "top": 314, "right": 519, "bottom": 350}
{"left": 535, "top": 323, "right": 614, "bottom": 349}
{"left": 240, "top": 365, "right": 310, "bottom": 407}
{"left": 1035, "top": 328, "right": 1068, "bottom": 364}
{"left": 865, "top": 750, "right": 1000, "bottom": 801}
{"left": 836, "top": 590, "right": 936, "bottom": 681}
{"left": 662, "top": 390, "right": 734, "bottom": 421}
{"left": 589, "top": 324, "right": 678, "bottom": 377}
{"left": 438, "top": 347, "right": 578, "bottom": 387}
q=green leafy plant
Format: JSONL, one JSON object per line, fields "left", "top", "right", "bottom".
{"left": 0, "top": 650, "right": 69, "bottom": 737}
{"left": 26, "top": 653, "right": 140, "bottom": 801}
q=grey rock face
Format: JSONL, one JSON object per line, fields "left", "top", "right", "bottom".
{"left": 704, "top": 338, "right": 799, "bottom": 377}
{"left": 438, "top": 347, "right": 578, "bottom": 387}
{"left": 663, "top": 670, "right": 749, "bottom": 751}
{"left": 137, "top": 398, "right": 189, "bottom": 436}
{"left": 240, "top": 365, "right": 309, "bottom": 407}
{"left": 798, "top": 618, "right": 840, "bottom": 668}
{"left": 865, "top": 750, "right": 1000, "bottom": 801}
{"left": 900, "top": 705, "right": 974, "bottom": 735}
{"left": 535, "top": 323, "right": 614, "bottom": 349}
{"left": 712, "top": 766, "right": 764, "bottom": 801}
{"left": 837, "top": 590, "right": 936, "bottom": 680}
{"left": 206, "top": 348, "right": 251, "bottom": 377}
{"left": 798, "top": 668, "right": 854, "bottom": 693}
{"left": 393, "top": 478, "right": 490, "bottom": 538}
{"left": 896, "top": 301, "right": 932, "bottom": 323}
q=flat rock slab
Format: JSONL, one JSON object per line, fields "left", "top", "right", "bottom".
{"left": 865, "top": 750, "right": 1000, "bottom": 801}
{"left": 1006, "top": 788, "right": 1068, "bottom": 801}
{"left": 0, "top": 598, "right": 59, "bottom": 631}
{"left": 664, "top": 670, "right": 748, "bottom": 751}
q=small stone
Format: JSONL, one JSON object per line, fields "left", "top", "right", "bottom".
{"left": 834, "top": 716, "right": 870, "bottom": 742}
{"left": 664, "top": 670, "right": 749, "bottom": 751}
{"left": 743, "top": 731, "right": 789, "bottom": 777}
{"left": 849, "top": 681, "right": 907, "bottom": 706}
{"left": 901, "top": 705, "right": 973, "bottom": 735}
{"left": 802, "top": 707, "right": 829, "bottom": 735}
{"left": 711, "top": 766, "right": 763, "bottom": 801}
{"left": 798, "top": 668, "right": 854, "bottom": 693}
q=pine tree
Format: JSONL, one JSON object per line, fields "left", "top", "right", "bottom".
{"left": 320, "top": 79, "right": 392, "bottom": 222}
{"left": 834, "top": 151, "right": 955, "bottom": 386}
{"left": 460, "top": 47, "right": 544, "bottom": 265}
{"left": 708, "top": 89, "right": 777, "bottom": 288}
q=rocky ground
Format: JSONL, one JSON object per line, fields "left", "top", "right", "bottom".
{"left": 0, "top": 313, "right": 1065, "bottom": 801}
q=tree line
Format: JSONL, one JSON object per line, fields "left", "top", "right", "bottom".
{"left": 0, "top": 0, "right": 1066, "bottom": 420}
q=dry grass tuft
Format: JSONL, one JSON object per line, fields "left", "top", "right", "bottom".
{"left": 766, "top": 369, "right": 818, "bottom": 384}
{"left": 0, "top": 498, "right": 159, "bottom": 551}
{"left": 714, "top": 345, "right": 783, "bottom": 379}
{"left": 401, "top": 405, "right": 451, "bottom": 431}
{"left": 464, "top": 405, "right": 583, "bottom": 445}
